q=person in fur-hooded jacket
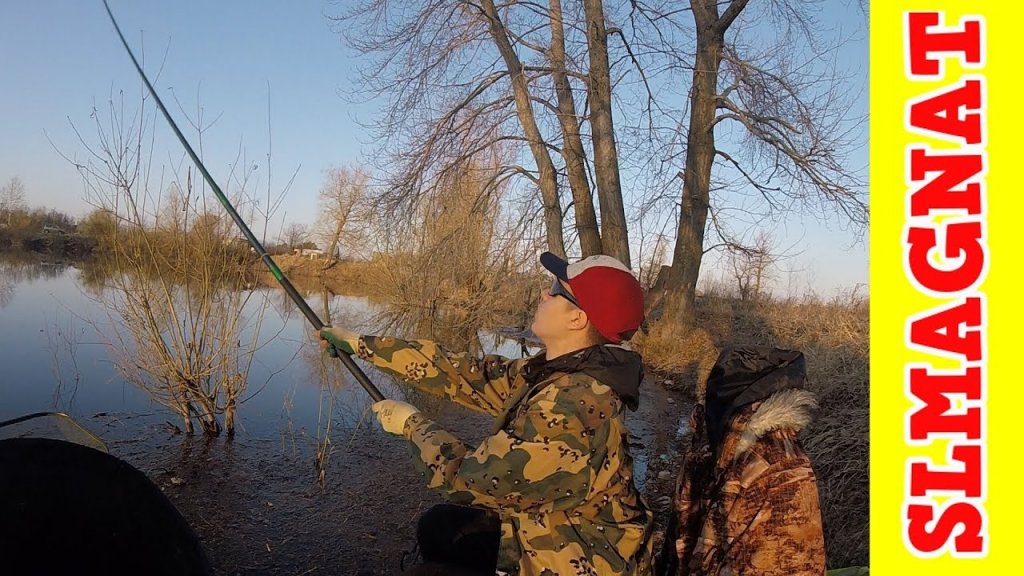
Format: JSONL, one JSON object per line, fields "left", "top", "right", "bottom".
{"left": 656, "top": 346, "right": 827, "bottom": 576}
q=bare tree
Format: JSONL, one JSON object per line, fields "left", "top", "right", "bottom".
{"left": 360, "top": 145, "right": 538, "bottom": 352}
{"left": 331, "top": 0, "right": 634, "bottom": 263}
{"left": 726, "top": 230, "right": 776, "bottom": 301}
{"left": 1, "top": 177, "right": 26, "bottom": 227}
{"left": 583, "top": 0, "right": 630, "bottom": 266}
{"left": 314, "top": 166, "right": 369, "bottom": 262}
{"left": 334, "top": 0, "right": 867, "bottom": 327}
{"left": 645, "top": 0, "right": 867, "bottom": 324}
{"left": 549, "top": 0, "right": 601, "bottom": 258}
{"left": 280, "top": 222, "right": 310, "bottom": 251}
{"left": 68, "top": 88, "right": 276, "bottom": 436}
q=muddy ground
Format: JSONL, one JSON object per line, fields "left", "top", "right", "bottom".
{"left": 99, "top": 377, "right": 692, "bottom": 575}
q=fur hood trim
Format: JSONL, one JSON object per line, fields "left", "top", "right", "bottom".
{"left": 733, "top": 388, "right": 817, "bottom": 457}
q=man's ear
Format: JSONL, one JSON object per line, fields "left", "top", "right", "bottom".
{"left": 568, "top": 308, "right": 590, "bottom": 331}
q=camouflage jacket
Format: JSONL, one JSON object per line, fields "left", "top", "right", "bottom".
{"left": 661, "top": 389, "right": 826, "bottom": 576}
{"left": 343, "top": 334, "right": 654, "bottom": 576}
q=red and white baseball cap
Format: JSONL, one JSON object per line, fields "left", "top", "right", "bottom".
{"left": 540, "top": 252, "right": 645, "bottom": 344}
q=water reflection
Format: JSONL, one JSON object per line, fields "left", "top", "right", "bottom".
{"left": 0, "top": 254, "right": 71, "bottom": 308}
{"left": 0, "top": 261, "right": 673, "bottom": 498}
{"left": 0, "top": 258, "right": 536, "bottom": 436}
{"left": 0, "top": 253, "right": 71, "bottom": 280}
{"left": 46, "top": 313, "right": 85, "bottom": 413}
{"left": 0, "top": 277, "right": 12, "bottom": 309}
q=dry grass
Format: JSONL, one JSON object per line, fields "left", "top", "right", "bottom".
{"left": 637, "top": 287, "right": 868, "bottom": 568}
{"left": 257, "top": 255, "right": 378, "bottom": 297}
{"left": 632, "top": 321, "right": 718, "bottom": 398}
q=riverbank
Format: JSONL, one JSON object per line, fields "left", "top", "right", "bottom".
{"left": 251, "top": 254, "right": 378, "bottom": 297}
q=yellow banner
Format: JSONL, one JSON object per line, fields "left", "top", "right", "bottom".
{"left": 871, "top": 2, "right": 1020, "bottom": 573}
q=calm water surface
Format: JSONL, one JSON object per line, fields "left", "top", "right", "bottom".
{"left": 0, "top": 259, "right": 677, "bottom": 499}
{"left": 0, "top": 260, "right": 525, "bottom": 435}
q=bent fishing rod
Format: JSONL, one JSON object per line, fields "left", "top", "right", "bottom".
{"left": 102, "top": 0, "right": 385, "bottom": 403}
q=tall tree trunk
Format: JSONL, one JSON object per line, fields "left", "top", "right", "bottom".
{"left": 325, "top": 230, "right": 341, "bottom": 267}
{"left": 583, "top": 0, "right": 630, "bottom": 267}
{"left": 662, "top": 0, "right": 735, "bottom": 325}
{"left": 481, "top": 0, "right": 566, "bottom": 258}
{"left": 550, "top": 0, "right": 602, "bottom": 257}
{"left": 323, "top": 207, "right": 350, "bottom": 270}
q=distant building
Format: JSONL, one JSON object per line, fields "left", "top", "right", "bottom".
{"left": 294, "top": 248, "right": 324, "bottom": 259}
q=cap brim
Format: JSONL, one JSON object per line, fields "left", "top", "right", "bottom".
{"left": 539, "top": 251, "right": 569, "bottom": 281}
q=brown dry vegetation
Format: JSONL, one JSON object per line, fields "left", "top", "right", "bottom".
{"left": 261, "top": 254, "right": 377, "bottom": 296}
{"left": 639, "top": 286, "right": 869, "bottom": 568}
{"left": 82, "top": 214, "right": 269, "bottom": 437}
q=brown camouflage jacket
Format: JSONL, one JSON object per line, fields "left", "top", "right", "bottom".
{"left": 342, "top": 334, "right": 655, "bottom": 576}
{"left": 661, "top": 389, "right": 826, "bottom": 576}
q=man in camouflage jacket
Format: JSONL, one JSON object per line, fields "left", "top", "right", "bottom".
{"left": 321, "top": 252, "right": 654, "bottom": 576}
{"left": 657, "top": 347, "right": 826, "bottom": 576}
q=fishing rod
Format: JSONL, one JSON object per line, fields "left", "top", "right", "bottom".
{"left": 101, "top": 0, "right": 385, "bottom": 403}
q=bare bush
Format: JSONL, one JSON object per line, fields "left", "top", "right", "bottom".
{"left": 359, "top": 150, "right": 541, "bottom": 352}
{"left": 70, "top": 89, "right": 278, "bottom": 436}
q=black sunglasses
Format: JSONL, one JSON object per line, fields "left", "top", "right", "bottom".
{"left": 549, "top": 278, "right": 580, "bottom": 307}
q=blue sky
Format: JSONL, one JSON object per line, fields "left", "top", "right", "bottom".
{"left": 0, "top": 0, "right": 866, "bottom": 295}
{"left": 1, "top": 1, "right": 368, "bottom": 229}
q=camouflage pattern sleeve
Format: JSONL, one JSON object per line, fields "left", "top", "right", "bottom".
{"left": 724, "top": 461, "right": 826, "bottom": 575}
{"left": 341, "top": 334, "right": 517, "bottom": 416}
{"left": 400, "top": 376, "right": 614, "bottom": 513}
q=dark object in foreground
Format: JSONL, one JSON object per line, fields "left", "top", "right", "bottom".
{"left": 0, "top": 437, "right": 212, "bottom": 576}
{"left": 403, "top": 503, "right": 501, "bottom": 575}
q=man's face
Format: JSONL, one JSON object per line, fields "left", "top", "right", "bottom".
{"left": 531, "top": 278, "right": 582, "bottom": 343}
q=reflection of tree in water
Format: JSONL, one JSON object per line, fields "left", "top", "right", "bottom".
{"left": 267, "top": 282, "right": 302, "bottom": 322}
{"left": 91, "top": 257, "right": 273, "bottom": 434}
{"left": 0, "top": 254, "right": 70, "bottom": 283}
{"left": 47, "top": 312, "right": 83, "bottom": 412}
{"left": 0, "top": 254, "right": 73, "bottom": 309}
{"left": 0, "top": 278, "right": 13, "bottom": 309}
{"left": 376, "top": 304, "right": 484, "bottom": 356}
{"left": 74, "top": 258, "right": 116, "bottom": 297}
